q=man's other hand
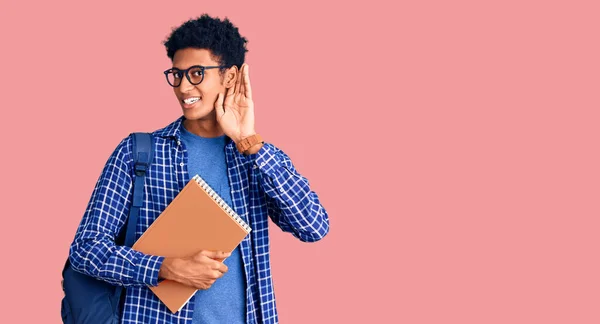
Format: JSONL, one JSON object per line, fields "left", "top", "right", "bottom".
{"left": 158, "top": 250, "right": 231, "bottom": 290}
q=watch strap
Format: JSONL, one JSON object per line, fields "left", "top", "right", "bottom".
{"left": 236, "top": 134, "right": 264, "bottom": 153}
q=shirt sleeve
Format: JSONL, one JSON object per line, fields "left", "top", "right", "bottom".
{"left": 68, "top": 136, "right": 164, "bottom": 287}
{"left": 248, "top": 143, "right": 330, "bottom": 242}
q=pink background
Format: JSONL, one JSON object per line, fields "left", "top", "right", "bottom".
{"left": 1, "top": 0, "right": 599, "bottom": 323}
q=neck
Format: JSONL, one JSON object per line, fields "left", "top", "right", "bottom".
{"left": 183, "top": 115, "right": 224, "bottom": 138}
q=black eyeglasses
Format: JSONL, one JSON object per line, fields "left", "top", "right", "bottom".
{"left": 163, "top": 65, "right": 226, "bottom": 87}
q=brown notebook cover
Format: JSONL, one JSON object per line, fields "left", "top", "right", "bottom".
{"left": 131, "top": 174, "right": 251, "bottom": 313}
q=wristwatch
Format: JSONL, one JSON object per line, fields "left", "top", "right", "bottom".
{"left": 236, "top": 134, "right": 264, "bottom": 154}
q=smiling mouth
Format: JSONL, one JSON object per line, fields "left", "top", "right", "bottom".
{"left": 183, "top": 97, "right": 201, "bottom": 105}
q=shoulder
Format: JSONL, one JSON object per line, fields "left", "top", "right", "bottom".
{"left": 150, "top": 116, "right": 185, "bottom": 139}
{"left": 106, "top": 134, "right": 136, "bottom": 170}
{"left": 106, "top": 117, "right": 184, "bottom": 167}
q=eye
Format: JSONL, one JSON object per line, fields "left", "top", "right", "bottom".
{"left": 172, "top": 71, "right": 182, "bottom": 79}
{"left": 192, "top": 70, "right": 203, "bottom": 77}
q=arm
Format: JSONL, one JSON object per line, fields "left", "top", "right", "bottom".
{"left": 249, "top": 142, "right": 330, "bottom": 242}
{"left": 68, "top": 136, "right": 164, "bottom": 287}
{"left": 212, "top": 63, "right": 329, "bottom": 242}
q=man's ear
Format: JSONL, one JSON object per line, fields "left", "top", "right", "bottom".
{"left": 223, "top": 66, "right": 239, "bottom": 88}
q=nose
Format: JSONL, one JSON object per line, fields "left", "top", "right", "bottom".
{"left": 178, "top": 74, "right": 195, "bottom": 92}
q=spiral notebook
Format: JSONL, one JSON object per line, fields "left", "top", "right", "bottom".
{"left": 131, "top": 174, "right": 252, "bottom": 313}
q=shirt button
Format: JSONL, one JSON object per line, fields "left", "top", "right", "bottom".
{"left": 177, "top": 140, "right": 181, "bottom": 146}
{"left": 180, "top": 162, "right": 184, "bottom": 167}
{"left": 280, "top": 188, "right": 285, "bottom": 193}
{"left": 260, "top": 162, "right": 266, "bottom": 167}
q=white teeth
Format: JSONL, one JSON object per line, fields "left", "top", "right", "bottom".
{"left": 184, "top": 97, "right": 200, "bottom": 104}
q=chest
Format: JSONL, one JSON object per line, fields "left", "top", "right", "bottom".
{"left": 133, "top": 139, "right": 255, "bottom": 236}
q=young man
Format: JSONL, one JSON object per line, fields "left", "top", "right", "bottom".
{"left": 68, "top": 14, "right": 329, "bottom": 323}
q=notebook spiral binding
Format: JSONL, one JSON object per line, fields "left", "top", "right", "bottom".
{"left": 192, "top": 174, "right": 252, "bottom": 233}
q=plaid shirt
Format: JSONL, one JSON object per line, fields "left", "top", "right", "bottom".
{"left": 68, "top": 116, "right": 329, "bottom": 323}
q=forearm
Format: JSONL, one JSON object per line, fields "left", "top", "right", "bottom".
{"left": 69, "top": 234, "right": 164, "bottom": 287}
{"left": 263, "top": 172, "right": 329, "bottom": 241}
{"left": 249, "top": 143, "right": 330, "bottom": 241}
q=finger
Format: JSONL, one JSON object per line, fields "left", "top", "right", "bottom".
{"left": 214, "top": 93, "right": 225, "bottom": 117}
{"left": 238, "top": 65, "right": 245, "bottom": 97}
{"left": 199, "top": 250, "right": 231, "bottom": 259}
{"left": 213, "top": 261, "right": 229, "bottom": 273}
{"left": 243, "top": 64, "right": 252, "bottom": 99}
{"left": 234, "top": 64, "right": 243, "bottom": 97}
{"left": 198, "top": 250, "right": 217, "bottom": 258}
{"left": 211, "top": 270, "right": 224, "bottom": 279}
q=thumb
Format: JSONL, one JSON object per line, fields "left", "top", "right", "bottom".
{"left": 214, "top": 93, "right": 225, "bottom": 118}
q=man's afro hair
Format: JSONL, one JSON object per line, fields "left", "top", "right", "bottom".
{"left": 163, "top": 14, "right": 248, "bottom": 70}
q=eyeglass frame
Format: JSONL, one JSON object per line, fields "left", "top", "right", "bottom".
{"left": 163, "top": 65, "right": 227, "bottom": 87}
